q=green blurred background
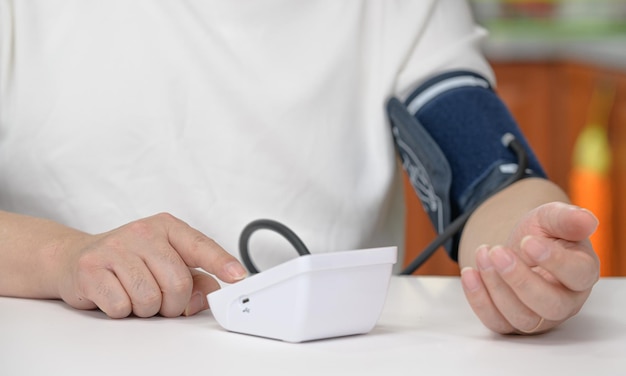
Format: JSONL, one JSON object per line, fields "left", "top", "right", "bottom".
{"left": 470, "top": 0, "right": 626, "bottom": 39}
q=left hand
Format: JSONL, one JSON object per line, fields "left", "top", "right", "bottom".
{"left": 460, "top": 202, "right": 600, "bottom": 334}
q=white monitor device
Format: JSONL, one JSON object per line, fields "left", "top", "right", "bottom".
{"left": 208, "top": 246, "right": 397, "bottom": 343}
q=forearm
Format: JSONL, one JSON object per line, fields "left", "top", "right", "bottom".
{"left": 0, "top": 210, "right": 91, "bottom": 299}
{"left": 458, "top": 178, "right": 570, "bottom": 269}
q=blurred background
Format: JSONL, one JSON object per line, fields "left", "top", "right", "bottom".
{"left": 404, "top": 0, "right": 626, "bottom": 276}
{"left": 472, "top": 0, "right": 626, "bottom": 38}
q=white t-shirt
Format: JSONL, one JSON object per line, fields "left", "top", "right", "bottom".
{"left": 0, "top": 0, "right": 493, "bottom": 270}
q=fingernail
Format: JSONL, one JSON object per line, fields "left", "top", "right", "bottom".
{"left": 579, "top": 207, "right": 600, "bottom": 227}
{"left": 184, "top": 291, "right": 208, "bottom": 316}
{"left": 521, "top": 235, "right": 550, "bottom": 262}
{"left": 489, "top": 246, "right": 515, "bottom": 273}
{"left": 476, "top": 246, "right": 492, "bottom": 271}
{"left": 461, "top": 267, "right": 481, "bottom": 292}
{"left": 226, "top": 261, "right": 247, "bottom": 281}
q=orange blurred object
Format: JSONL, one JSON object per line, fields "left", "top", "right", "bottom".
{"left": 569, "top": 80, "right": 615, "bottom": 276}
{"left": 569, "top": 169, "right": 612, "bottom": 276}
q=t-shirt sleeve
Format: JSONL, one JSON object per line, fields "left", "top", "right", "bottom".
{"left": 394, "top": 0, "right": 495, "bottom": 100}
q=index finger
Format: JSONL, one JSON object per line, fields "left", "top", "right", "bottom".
{"left": 521, "top": 235, "right": 599, "bottom": 292}
{"left": 157, "top": 214, "right": 247, "bottom": 283}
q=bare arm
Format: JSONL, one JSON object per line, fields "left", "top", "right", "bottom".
{"left": 457, "top": 178, "right": 600, "bottom": 334}
{"left": 0, "top": 211, "right": 91, "bottom": 299}
{"left": 459, "top": 178, "right": 570, "bottom": 267}
{"left": 0, "top": 211, "right": 247, "bottom": 318}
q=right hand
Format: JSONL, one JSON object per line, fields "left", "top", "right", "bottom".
{"left": 57, "top": 213, "right": 247, "bottom": 318}
{"left": 460, "top": 203, "right": 599, "bottom": 334}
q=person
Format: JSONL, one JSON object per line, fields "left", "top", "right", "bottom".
{"left": 0, "top": 0, "right": 599, "bottom": 335}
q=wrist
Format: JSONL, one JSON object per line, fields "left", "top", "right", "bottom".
{"left": 42, "top": 231, "right": 94, "bottom": 299}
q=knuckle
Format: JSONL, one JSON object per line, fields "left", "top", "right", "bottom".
{"left": 155, "top": 246, "right": 183, "bottom": 265}
{"left": 95, "top": 280, "right": 112, "bottom": 297}
{"left": 132, "top": 293, "right": 162, "bottom": 318}
{"left": 166, "top": 273, "right": 194, "bottom": 296}
{"left": 93, "top": 282, "right": 132, "bottom": 318}
{"left": 189, "top": 234, "right": 218, "bottom": 256}
{"left": 106, "top": 300, "right": 133, "bottom": 319}
{"left": 159, "top": 275, "right": 194, "bottom": 318}
{"left": 125, "top": 220, "right": 157, "bottom": 240}
{"left": 127, "top": 269, "right": 163, "bottom": 317}
{"left": 153, "top": 212, "right": 178, "bottom": 224}
{"left": 141, "top": 290, "right": 163, "bottom": 307}
{"left": 122, "top": 212, "right": 184, "bottom": 242}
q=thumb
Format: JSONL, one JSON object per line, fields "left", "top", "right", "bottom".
{"left": 182, "top": 268, "right": 221, "bottom": 316}
{"left": 535, "top": 202, "right": 599, "bottom": 242}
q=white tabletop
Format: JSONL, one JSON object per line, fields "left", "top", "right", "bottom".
{"left": 2, "top": 276, "right": 625, "bottom": 376}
